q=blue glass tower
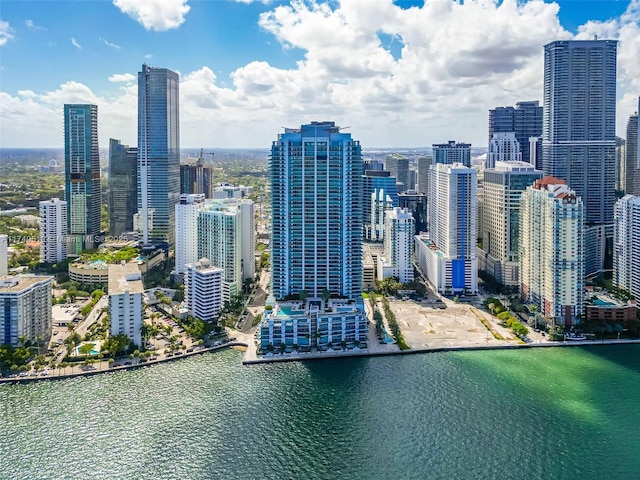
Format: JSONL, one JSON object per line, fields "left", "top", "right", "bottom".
{"left": 64, "top": 104, "right": 101, "bottom": 253}
{"left": 137, "top": 64, "right": 180, "bottom": 245}
{"left": 270, "top": 121, "right": 362, "bottom": 299}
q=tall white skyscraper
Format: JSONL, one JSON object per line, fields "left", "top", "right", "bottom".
{"left": 378, "top": 207, "right": 414, "bottom": 283}
{"left": 416, "top": 163, "right": 477, "bottom": 294}
{"left": 520, "top": 177, "right": 584, "bottom": 326}
{"left": 40, "top": 198, "right": 68, "bottom": 264}
{"left": 185, "top": 258, "right": 223, "bottom": 322}
{"left": 613, "top": 195, "right": 640, "bottom": 301}
{"left": 175, "top": 193, "right": 205, "bottom": 275}
{"left": 108, "top": 263, "right": 143, "bottom": 347}
{"left": 137, "top": 64, "right": 180, "bottom": 246}
{"left": 487, "top": 132, "right": 522, "bottom": 169}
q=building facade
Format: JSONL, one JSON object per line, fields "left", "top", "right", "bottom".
{"left": 0, "top": 235, "right": 7, "bottom": 277}
{"left": 613, "top": 195, "right": 640, "bottom": 301}
{"left": 433, "top": 141, "right": 471, "bottom": 168}
{"left": 520, "top": 177, "right": 584, "bottom": 326}
{"left": 488, "top": 101, "right": 543, "bottom": 166}
{"left": 385, "top": 154, "right": 410, "bottom": 193}
{"left": 417, "top": 155, "right": 433, "bottom": 194}
{"left": 270, "top": 121, "right": 362, "bottom": 300}
{"left": 108, "top": 139, "right": 138, "bottom": 236}
{"left": 108, "top": 263, "right": 143, "bottom": 347}
{"left": 378, "top": 207, "right": 414, "bottom": 283}
{"left": 362, "top": 170, "right": 398, "bottom": 241}
{"left": 40, "top": 198, "right": 68, "bottom": 264}
{"left": 175, "top": 194, "right": 206, "bottom": 275}
{"left": 487, "top": 132, "right": 522, "bottom": 169}
{"left": 0, "top": 275, "right": 53, "bottom": 346}
{"left": 137, "top": 64, "right": 180, "bottom": 245}
{"left": 478, "top": 162, "right": 542, "bottom": 286}
{"left": 64, "top": 104, "right": 101, "bottom": 254}
{"left": 185, "top": 258, "right": 223, "bottom": 322}
{"left": 625, "top": 111, "right": 639, "bottom": 196}
{"left": 418, "top": 163, "right": 477, "bottom": 294}
{"left": 542, "top": 40, "right": 617, "bottom": 274}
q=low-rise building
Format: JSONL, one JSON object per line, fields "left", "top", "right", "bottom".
{"left": 585, "top": 296, "right": 637, "bottom": 324}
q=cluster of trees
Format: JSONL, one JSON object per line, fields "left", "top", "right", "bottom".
{"left": 80, "top": 246, "right": 139, "bottom": 264}
{"left": 485, "top": 297, "right": 529, "bottom": 340}
{"left": 0, "top": 345, "right": 31, "bottom": 372}
{"left": 380, "top": 297, "right": 410, "bottom": 350}
{"left": 100, "top": 333, "right": 134, "bottom": 358}
{"left": 80, "top": 289, "right": 104, "bottom": 317}
{"left": 374, "top": 276, "right": 426, "bottom": 297}
{"left": 180, "top": 316, "right": 214, "bottom": 340}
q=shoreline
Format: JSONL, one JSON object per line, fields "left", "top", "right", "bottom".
{"left": 242, "top": 337, "right": 640, "bottom": 364}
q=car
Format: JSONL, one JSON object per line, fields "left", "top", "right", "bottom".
{"left": 53, "top": 331, "right": 59, "bottom": 336}
{"left": 166, "top": 353, "right": 174, "bottom": 358}
{"left": 186, "top": 348, "right": 193, "bottom": 353}
{"left": 175, "top": 351, "right": 183, "bottom": 356}
{"left": 541, "top": 332, "right": 546, "bottom": 336}
{"left": 124, "top": 361, "right": 131, "bottom": 366}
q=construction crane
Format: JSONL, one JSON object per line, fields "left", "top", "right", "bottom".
{"left": 198, "top": 148, "right": 215, "bottom": 166}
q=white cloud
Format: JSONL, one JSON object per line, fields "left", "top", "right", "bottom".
{"left": 2, "top": 0, "right": 640, "bottom": 148}
{"left": 234, "top": 0, "right": 272, "bottom": 4}
{"left": 145, "top": 53, "right": 153, "bottom": 59}
{"left": 71, "top": 37, "right": 82, "bottom": 50}
{"left": 100, "top": 37, "right": 121, "bottom": 49}
{"left": 25, "top": 19, "right": 45, "bottom": 30}
{"left": 0, "top": 20, "right": 14, "bottom": 46}
{"left": 109, "top": 73, "right": 136, "bottom": 83}
{"left": 113, "top": 0, "right": 190, "bottom": 31}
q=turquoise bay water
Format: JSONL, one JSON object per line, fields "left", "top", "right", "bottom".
{"left": 1, "top": 346, "right": 639, "bottom": 479}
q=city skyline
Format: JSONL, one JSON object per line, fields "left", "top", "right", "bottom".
{"left": 1, "top": 0, "right": 639, "bottom": 149}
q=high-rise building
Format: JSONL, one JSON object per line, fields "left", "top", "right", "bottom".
{"left": 197, "top": 199, "right": 254, "bottom": 301}
{"left": 415, "top": 163, "right": 477, "bottom": 294}
{"left": 185, "top": 258, "right": 223, "bottom": 322}
{"left": 417, "top": 156, "right": 433, "bottom": 194}
{"left": 385, "top": 154, "right": 410, "bottom": 193}
{"left": 64, "top": 104, "right": 101, "bottom": 254}
{"left": 487, "top": 132, "right": 522, "bottom": 169}
{"left": 108, "top": 139, "right": 138, "bottom": 236}
{"left": 542, "top": 40, "right": 617, "bottom": 226}
{"left": 0, "top": 275, "right": 53, "bottom": 346}
{"left": 624, "top": 111, "right": 639, "bottom": 196}
{"left": 362, "top": 170, "right": 398, "bottom": 241}
{"left": 175, "top": 194, "right": 206, "bottom": 275}
{"left": 180, "top": 153, "right": 214, "bottom": 198}
{"left": 433, "top": 141, "right": 471, "bottom": 168}
{"left": 520, "top": 177, "right": 584, "bottom": 326}
{"left": 488, "top": 101, "right": 543, "bottom": 166}
{"left": 378, "top": 207, "right": 414, "bottom": 283}
{"left": 0, "top": 235, "right": 7, "bottom": 277}
{"left": 39, "top": 198, "right": 67, "bottom": 264}
{"left": 137, "top": 64, "right": 180, "bottom": 245}
{"left": 477, "top": 162, "right": 542, "bottom": 286}
{"left": 108, "top": 263, "right": 143, "bottom": 347}
{"left": 616, "top": 136, "right": 626, "bottom": 193}
{"left": 613, "top": 195, "right": 640, "bottom": 301}
{"left": 398, "top": 191, "right": 428, "bottom": 234}
{"left": 270, "top": 121, "right": 362, "bottom": 299}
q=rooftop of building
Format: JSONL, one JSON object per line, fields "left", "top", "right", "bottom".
{"left": 108, "top": 263, "right": 143, "bottom": 295}
{"left": 186, "top": 258, "right": 224, "bottom": 273}
{"left": 0, "top": 275, "right": 53, "bottom": 293}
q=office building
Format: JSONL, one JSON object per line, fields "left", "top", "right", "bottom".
{"left": 415, "top": 163, "right": 477, "bottom": 294}
{"left": 0, "top": 275, "right": 53, "bottom": 346}
{"left": 398, "top": 191, "right": 427, "bottom": 234}
{"left": 378, "top": 207, "right": 414, "bottom": 283}
{"left": 175, "top": 194, "right": 206, "bottom": 275}
{"left": 487, "top": 132, "right": 522, "bottom": 169}
{"left": 433, "top": 141, "right": 471, "bottom": 168}
{"left": 385, "top": 154, "right": 410, "bottom": 193}
{"left": 625, "top": 111, "right": 639, "bottom": 196}
{"left": 270, "top": 121, "right": 362, "bottom": 300}
{"left": 197, "top": 199, "right": 254, "bottom": 301}
{"left": 477, "top": 162, "right": 542, "bottom": 286}
{"left": 614, "top": 195, "right": 640, "bottom": 301}
{"left": 137, "top": 64, "right": 180, "bottom": 245}
{"left": 488, "top": 101, "right": 543, "bottom": 166}
{"left": 39, "top": 198, "right": 67, "bottom": 263}
{"left": 542, "top": 39, "right": 617, "bottom": 273}
{"left": 108, "top": 263, "right": 143, "bottom": 347}
{"left": 180, "top": 154, "right": 214, "bottom": 198}
{"left": 185, "top": 258, "right": 223, "bottom": 322}
{"left": 64, "top": 104, "right": 101, "bottom": 254}
{"left": 362, "top": 170, "right": 398, "bottom": 241}
{"left": 616, "top": 136, "right": 626, "bottom": 193}
{"left": 108, "top": 139, "right": 138, "bottom": 236}
{"left": 417, "top": 155, "right": 433, "bottom": 194}
{"left": 520, "top": 177, "right": 584, "bottom": 326}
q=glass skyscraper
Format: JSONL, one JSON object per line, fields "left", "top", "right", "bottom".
{"left": 270, "top": 121, "right": 363, "bottom": 300}
{"left": 488, "top": 101, "right": 542, "bottom": 166}
{"left": 108, "top": 139, "right": 138, "bottom": 236}
{"left": 137, "top": 64, "right": 180, "bottom": 245}
{"left": 542, "top": 39, "right": 617, "bottom": 226}
{"left": 64, "top": 104, "right": 101, "bottom": 253}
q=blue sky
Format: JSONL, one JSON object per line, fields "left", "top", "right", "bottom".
{"left": 1, "top": 0, "right": 638, "bottom": 148}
